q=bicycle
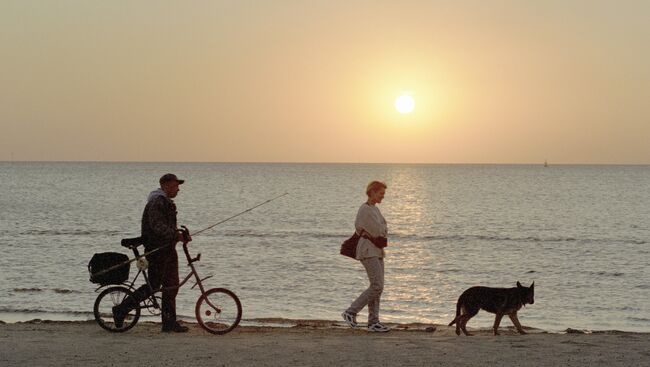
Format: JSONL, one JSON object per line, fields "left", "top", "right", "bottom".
{"left": 93, "top": 233, "right": 242, "bottom": 335}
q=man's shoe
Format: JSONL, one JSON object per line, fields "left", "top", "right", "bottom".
{"left": 162, "top": 322, "right": 189, "bottom": 333}
{"left": 367, "top": 322, "right": 390, "bottom": 332}
{"left": 341, "top": 311, "right": 358, "bottom": 328}
{"left": 112, "top": 305, "right": 126, "bottom": 329}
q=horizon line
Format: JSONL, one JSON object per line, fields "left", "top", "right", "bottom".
{"left": 1, "top": 160, "right": 649, "bottom": 166}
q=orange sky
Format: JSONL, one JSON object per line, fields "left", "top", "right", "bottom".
{"left": 1, "top": 1, "right": 649, "bottom": 164}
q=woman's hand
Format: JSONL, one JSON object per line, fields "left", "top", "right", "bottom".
{"left": 359, "top": 229, "right": 375, "bottom": 240}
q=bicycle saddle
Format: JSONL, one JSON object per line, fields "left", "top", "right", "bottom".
{"left": 121, "top": 237, "right": 145, "bottom": 248}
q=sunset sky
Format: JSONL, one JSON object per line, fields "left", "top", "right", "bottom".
{"left": 1, "top": 1, "right": 649, "bottom": 164}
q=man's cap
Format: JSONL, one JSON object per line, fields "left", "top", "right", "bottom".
{"left": 159, "top": 173, "right": 185, "bottom": 185}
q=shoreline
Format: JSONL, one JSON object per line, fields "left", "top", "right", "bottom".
{"left": 1, "top": 321, "right": 649, "bottom": 367}
{"left": 1, "top": 317, "right": 647, "bottom": 335}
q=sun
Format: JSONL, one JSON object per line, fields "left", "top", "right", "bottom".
{"left": 395, "top": 95, "right": 415, "bottom": 114}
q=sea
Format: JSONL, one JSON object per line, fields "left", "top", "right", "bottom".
{"left": 1, "top": 162, "right": 649, "bottom": 332}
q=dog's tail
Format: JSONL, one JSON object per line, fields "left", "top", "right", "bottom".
{"left": 448, "top": 302, "right": 461, "bottom": 326}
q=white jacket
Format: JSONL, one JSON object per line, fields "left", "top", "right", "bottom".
{"left": 354, "top": 203, "right": 387, "bottom": 259}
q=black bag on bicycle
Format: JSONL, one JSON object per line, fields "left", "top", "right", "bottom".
{"left": 88, "top": 252, "right": 130, "bottom": 285}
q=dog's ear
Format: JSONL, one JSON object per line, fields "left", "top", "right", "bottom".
{"left": 517, "top": 281, "right": 522, "bottom": 288}
{"left": 530, "top": 282, "right": 535, "bottom": 289}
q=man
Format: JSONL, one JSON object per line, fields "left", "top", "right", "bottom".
{"left": 113, "top": 173, "right": 191, "bottom": 332}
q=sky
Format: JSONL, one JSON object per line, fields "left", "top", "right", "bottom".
{"left": 1, "top": 0, "right": 649, "bottom": 164}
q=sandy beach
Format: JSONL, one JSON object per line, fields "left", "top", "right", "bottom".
{"left": 1, "top": 320, "right": 648, "bottom": 367}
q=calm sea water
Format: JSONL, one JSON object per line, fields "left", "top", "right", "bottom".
{"left": 1, "top": 162, "right": 649, "bottom": 332}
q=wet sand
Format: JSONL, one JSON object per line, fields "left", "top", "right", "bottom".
{"left": 1, "top": 320, "right": 649, "bottom": 366}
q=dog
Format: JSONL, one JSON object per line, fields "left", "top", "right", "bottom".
{"left": 448, "top": 281, "right": 534, "bottom": 336}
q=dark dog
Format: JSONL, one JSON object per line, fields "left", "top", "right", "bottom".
{"left": 449, "top": 281, "right": 534, "bottom": 336}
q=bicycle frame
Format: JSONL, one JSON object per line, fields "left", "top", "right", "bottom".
{"left": 93, "top": 234, "right": 242, "bottom": 335}
{"left": 97, "top": 241, "right": 218, "bottom": 313}
{"left": 177, "top": 242, "right": 223, "bottom": 314}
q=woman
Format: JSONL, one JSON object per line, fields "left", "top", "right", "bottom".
{"left": 342, "top": 181, "right": 390, "bottom": 332}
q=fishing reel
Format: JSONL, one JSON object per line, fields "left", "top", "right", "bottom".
{"left": 136, "top": 256, "right": 149, "bottom": 271}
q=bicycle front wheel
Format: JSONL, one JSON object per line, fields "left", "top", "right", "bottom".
{"left": 195, "top": 288, "right": 242, "bottom": 335}
{"left": 94, "top": 286, "right": 140, "bottom": 332}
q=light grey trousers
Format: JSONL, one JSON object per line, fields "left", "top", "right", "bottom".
{"left": 347, "top": 257, "right": 384, "bottom": 324}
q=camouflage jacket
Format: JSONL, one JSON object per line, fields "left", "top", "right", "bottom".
{"left": 141, "top": 194, "right": 178, "bottom": 252}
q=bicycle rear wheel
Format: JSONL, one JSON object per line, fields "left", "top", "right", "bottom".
{"left": 94, "top": 286, "right": 141, "bottom": 332}
{"left": 195, "top": 288, "right": 242, "bottom": 335}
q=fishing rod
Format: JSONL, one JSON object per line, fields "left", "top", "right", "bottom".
{"left": 191, "top": 192, "right": 289, "bottom": 236}
{"left": 90, "top": 192, "right": 289, "bottom": 280}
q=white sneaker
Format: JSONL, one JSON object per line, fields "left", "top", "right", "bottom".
{"left": 341, "top": 311, "right": 358, "bottom": 328}
{"left": 367, "top": 322, "right": 390, "bottom": 332}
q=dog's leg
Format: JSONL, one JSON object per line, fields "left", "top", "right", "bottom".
{"left": 460, "top": 315, "right": 471, "bottom": 336}
{"left": 450, "top": 307, "right": 461, "bottom": 335}
{"left": 460, "top": 309, "right": 478, "bottom": 336}
{"left": 493, "top": 313, "right": 503, "bottom": 335}
{"left": 508, "top": 312, "right": 527, "bottom": 334}
{"left": 450, "top": 312, "right": 461, "bottom": 335}
{"left": 460, "top": 316, "right": 474, "bottom": 336}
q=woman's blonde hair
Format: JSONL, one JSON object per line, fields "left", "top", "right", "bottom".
{"left": 366, "top": 181, "right": 387, "bottom": 196}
